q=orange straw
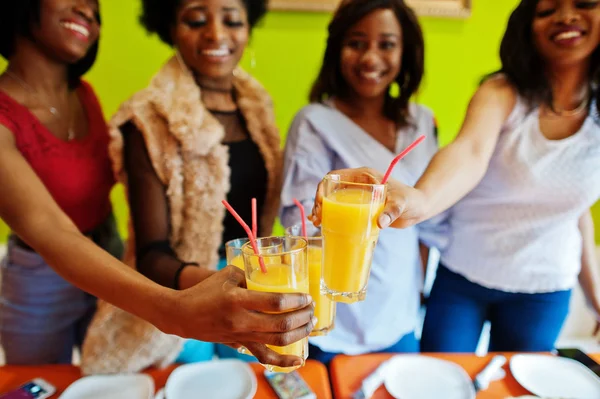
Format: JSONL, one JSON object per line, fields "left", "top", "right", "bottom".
{"left": 222, "top": 200, "right": 267, "bottom": 273}
{"left": 381, "top": 135, "right": 426, "bottom": 184}
{"left": 251, "top": 198, "right": 257, "bottom": 238}
{"left": 293, "top": 199, "right": 308, "bottom": 238}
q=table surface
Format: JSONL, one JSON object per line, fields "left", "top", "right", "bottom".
{"left": 330, "top": 352, "right": 600, "bottom": 399}
{"left": 0, "top": 360, "right": 332, "bottom": 399}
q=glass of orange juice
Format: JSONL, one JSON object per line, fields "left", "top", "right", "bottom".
{"left": 285, "top": 224, "right": 336, "bottom": 336}
{"left": 225, "top": 238, "right": 248, "bottom": 269}
{"left": 321, "top": 174, "right": 386, "bottom": 304}
{"left": 242, "top": 236, "right": 309, "bottom": 373}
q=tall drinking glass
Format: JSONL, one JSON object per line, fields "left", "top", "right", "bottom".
{"left": 285, "top": 224, "right": 336, "bottom": 336}
{"left": 321, "top": 174, "right": 386, "bottom": 303}
{"left": 242, "top": 236, "right": 309, "bottom": 373}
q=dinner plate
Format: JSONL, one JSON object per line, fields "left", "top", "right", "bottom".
{"left": 383, "top": 355, "right": 476, "bottom": 399}
{"left": 164, "top": 360, "right": 257, "bottom": 399}
{"left": 510, "top": 354, "right": 600, "bottom": 399}
{"left": 60, "top": 374, "right": 154, "bottom": 399}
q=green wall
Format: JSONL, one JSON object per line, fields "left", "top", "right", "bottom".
{"left": 1, "top": 0, "right": 599, "bottom": 242}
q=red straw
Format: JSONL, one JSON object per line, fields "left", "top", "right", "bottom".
{"left": 381, "top": 135, "right": 426, "bottom": 184}
{"left": 222, "top": 200, "right": 267, "bottom": 273}
{"left": 292, "top": 199, "right": 308, "bottom": 238}
{"left": 251, "top": 198, "right": 257, "bottom": 238}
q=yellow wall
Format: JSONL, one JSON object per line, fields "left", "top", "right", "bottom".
{"left": 1, "top": 0, "right": 599, "bottom": 242}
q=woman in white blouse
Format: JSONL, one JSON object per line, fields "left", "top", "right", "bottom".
{"left": 312, "top": 0, "right": 600, "bottom": 353}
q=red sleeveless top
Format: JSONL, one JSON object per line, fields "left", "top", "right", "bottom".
{"left": 0, "top": 81, "right": 114, "bottom": 233}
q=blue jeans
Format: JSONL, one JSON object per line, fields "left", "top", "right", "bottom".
{"left": 0, "top": 241, "right": 98, "bottom": 365}
{"left": 309, "top": 331, "right": 419, "bottom": 367}
{"left": 421, "top": 265, "right": 572, "bottom": 353}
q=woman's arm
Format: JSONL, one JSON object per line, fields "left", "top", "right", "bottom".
{"left": 399, "top": 77, "right": 517, "bottom": 226}
{"left": 311, "top": 77, "right": 518, "bottom": 229}
{"left": 122, "top": 122, "right": 212, "bottom": 289}
{"left": 0, "top": 125, "right": 314, "bottom": 368}
{"left": 578, "top": 210, "right": 600, "bottom": 332}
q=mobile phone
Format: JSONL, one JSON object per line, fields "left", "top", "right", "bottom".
{"left": 556, "top": 348, "right": 600, "bottom": 378}
{"left": 264, "top": 370, "right": 317, "bottom": 399}
{"left": 0, "top": 379, "right": 56, "bottom": 399}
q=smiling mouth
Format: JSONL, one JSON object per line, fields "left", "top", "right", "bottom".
{"left": 358, "top": 70, "right": 385, "bottom": 82}
{"left": 60, "top": 21, "right": 90, "bottom": 39}
{"left": 552, "top": 30, "right": 584, "bottom": 43}
{"left": 201, "top": 48, "right": 232, "bottom": 57}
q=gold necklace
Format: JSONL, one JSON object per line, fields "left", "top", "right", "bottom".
{"left": 550, "top": 91, "right": 590, "bottom": 118}
{"left": 5, "top": 70, "right": 76, "bottom": 141}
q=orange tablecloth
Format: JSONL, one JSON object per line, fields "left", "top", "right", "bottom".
{"left": 330, "top": 353, "right": 600, "bottom": 399}
{"left": 0, "top": 360, "right": 332, "bottom": 399}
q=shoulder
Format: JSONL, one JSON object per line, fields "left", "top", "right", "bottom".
{"left": 408, "top": 103, "right": 437, "bottom": 140}
{"left": 108, "top": 86, "right": 156, "bottom": 130}
{"left": 408, "top": 103, "right": 434, "bottom": 124}
{"left": 475, "top": 74, "right": 518, "bottom": 110}
{"left": 291, "top": 102, "right": 338, "bottom": 127}
{"left": 285, "top": 104, "right": 336, "bottom": 151}
{"left": 0, "top": 90, "right": 31, "bottom": 139}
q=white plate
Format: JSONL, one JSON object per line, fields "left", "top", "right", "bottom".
{"left": 383, "top": 355, "right": 476, "bottom": 399}
{"left": 510, "top": 354, "right": 600, "bottom": 399}
{"left": 165, "top": 360, "right": 257, "bottom": 399}
{"left": 60, "top": 374, "right": 154, "bottom": 399}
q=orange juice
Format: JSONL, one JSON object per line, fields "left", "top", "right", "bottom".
{"left": 322, "top": 188, "right": 384, "bottom": 303}
{"left": 229, "top": 255, "right": 244, "bottom": 269}
{"left": 307, "top": 246, "right": 335, "bottom": 335}
{"left": 246, "top": 264, "right": 309, "bottom": 373}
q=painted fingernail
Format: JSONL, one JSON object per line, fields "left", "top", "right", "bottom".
{"left": 306, "top": 295, "right": 313, "bottom": 304}
{"left": 312, "top": 316, "right": 318, "bottom": 325}
{"left": 379, "top": 213, "right": 392, "bottom": 228}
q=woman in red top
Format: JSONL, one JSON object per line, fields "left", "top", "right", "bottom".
{"left": 0, "top": 0, "right": 314, "bottom": 367}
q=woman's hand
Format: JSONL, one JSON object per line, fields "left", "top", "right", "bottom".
{"left": 309, "top": 167, "right": 429, "bottom": 229}
{"left": 163, "top": 266, "right": 316, "bottom": 368}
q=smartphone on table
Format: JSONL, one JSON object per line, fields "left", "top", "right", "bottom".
{"left": 0, "top": 379, "right": 56, "bottom": 399}
{"left": 264, "top": 370, "right": 317, "bottom": 399}
{"left": 556, "top": 348, "right": 600, "bottom": 378}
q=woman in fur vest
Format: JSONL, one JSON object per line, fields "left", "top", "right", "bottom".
{"left": 81, "top": 0, "right": 314, "bottom": 373}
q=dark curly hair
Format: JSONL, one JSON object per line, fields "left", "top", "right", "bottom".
{"left": 0, "top": 0, "right": 100, "bottom": 89}
{"left": 310, "top": 0, "right": 424, "bottom": 128}
{"left": 140, "top": 0, "right": 268, "bottom": 46}
{"left": 491, "top": 0, "right": 600, "bottom": 108}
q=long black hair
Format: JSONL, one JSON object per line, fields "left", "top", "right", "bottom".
{"left": 0, "top": 0, "right": 100, "bottom": 89}
{"left": 493, "top": 0, "right": 600, "bottom": 107}
{"left": 310, "top": 0, "right": 424, "bottom": 127}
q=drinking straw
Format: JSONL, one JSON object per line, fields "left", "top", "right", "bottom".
{"left": 292, "top": 199, "right": 308, "bottom": 238}
{"left": 251, "top": 198, "right": 257, "bottom": 238}
{"left": 381, "top": 135, "right": 426, "bottom": 184}
{"left": 222, "top": 200, "right": 267, "bottom": 273}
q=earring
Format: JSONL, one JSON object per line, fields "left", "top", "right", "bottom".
{"left": 248, "top": 46, "right": 257, "bottom": 70}
{"left": 389, "top": 81, "right": 400, "bottom": 98}
{"left": 175, "top": 48, "right": 191, "bottom": 76}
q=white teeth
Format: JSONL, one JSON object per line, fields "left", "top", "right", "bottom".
{"left": 61, "top": 22, "right": 89, "bottom": 38}
{"left": 203, "top": 48, "right": 230, "bottom": 57}
{"left": 554, "top": 31, "right": 582, "bottom": 41}
{"left": 361, "top": 71, "right": 381, "bottom": 80}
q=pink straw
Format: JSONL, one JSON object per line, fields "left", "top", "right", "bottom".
{"left": 251, "top": 198, "right": 257, "bottom": 238}
{"left": 222, "top": 200, "right": 267, "bottom": 274}
{"left": 292, "top": 199, "right": 308, "bottom": 238}
{"left": 381, "top": 135, "right": 426, "bottom": 184}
